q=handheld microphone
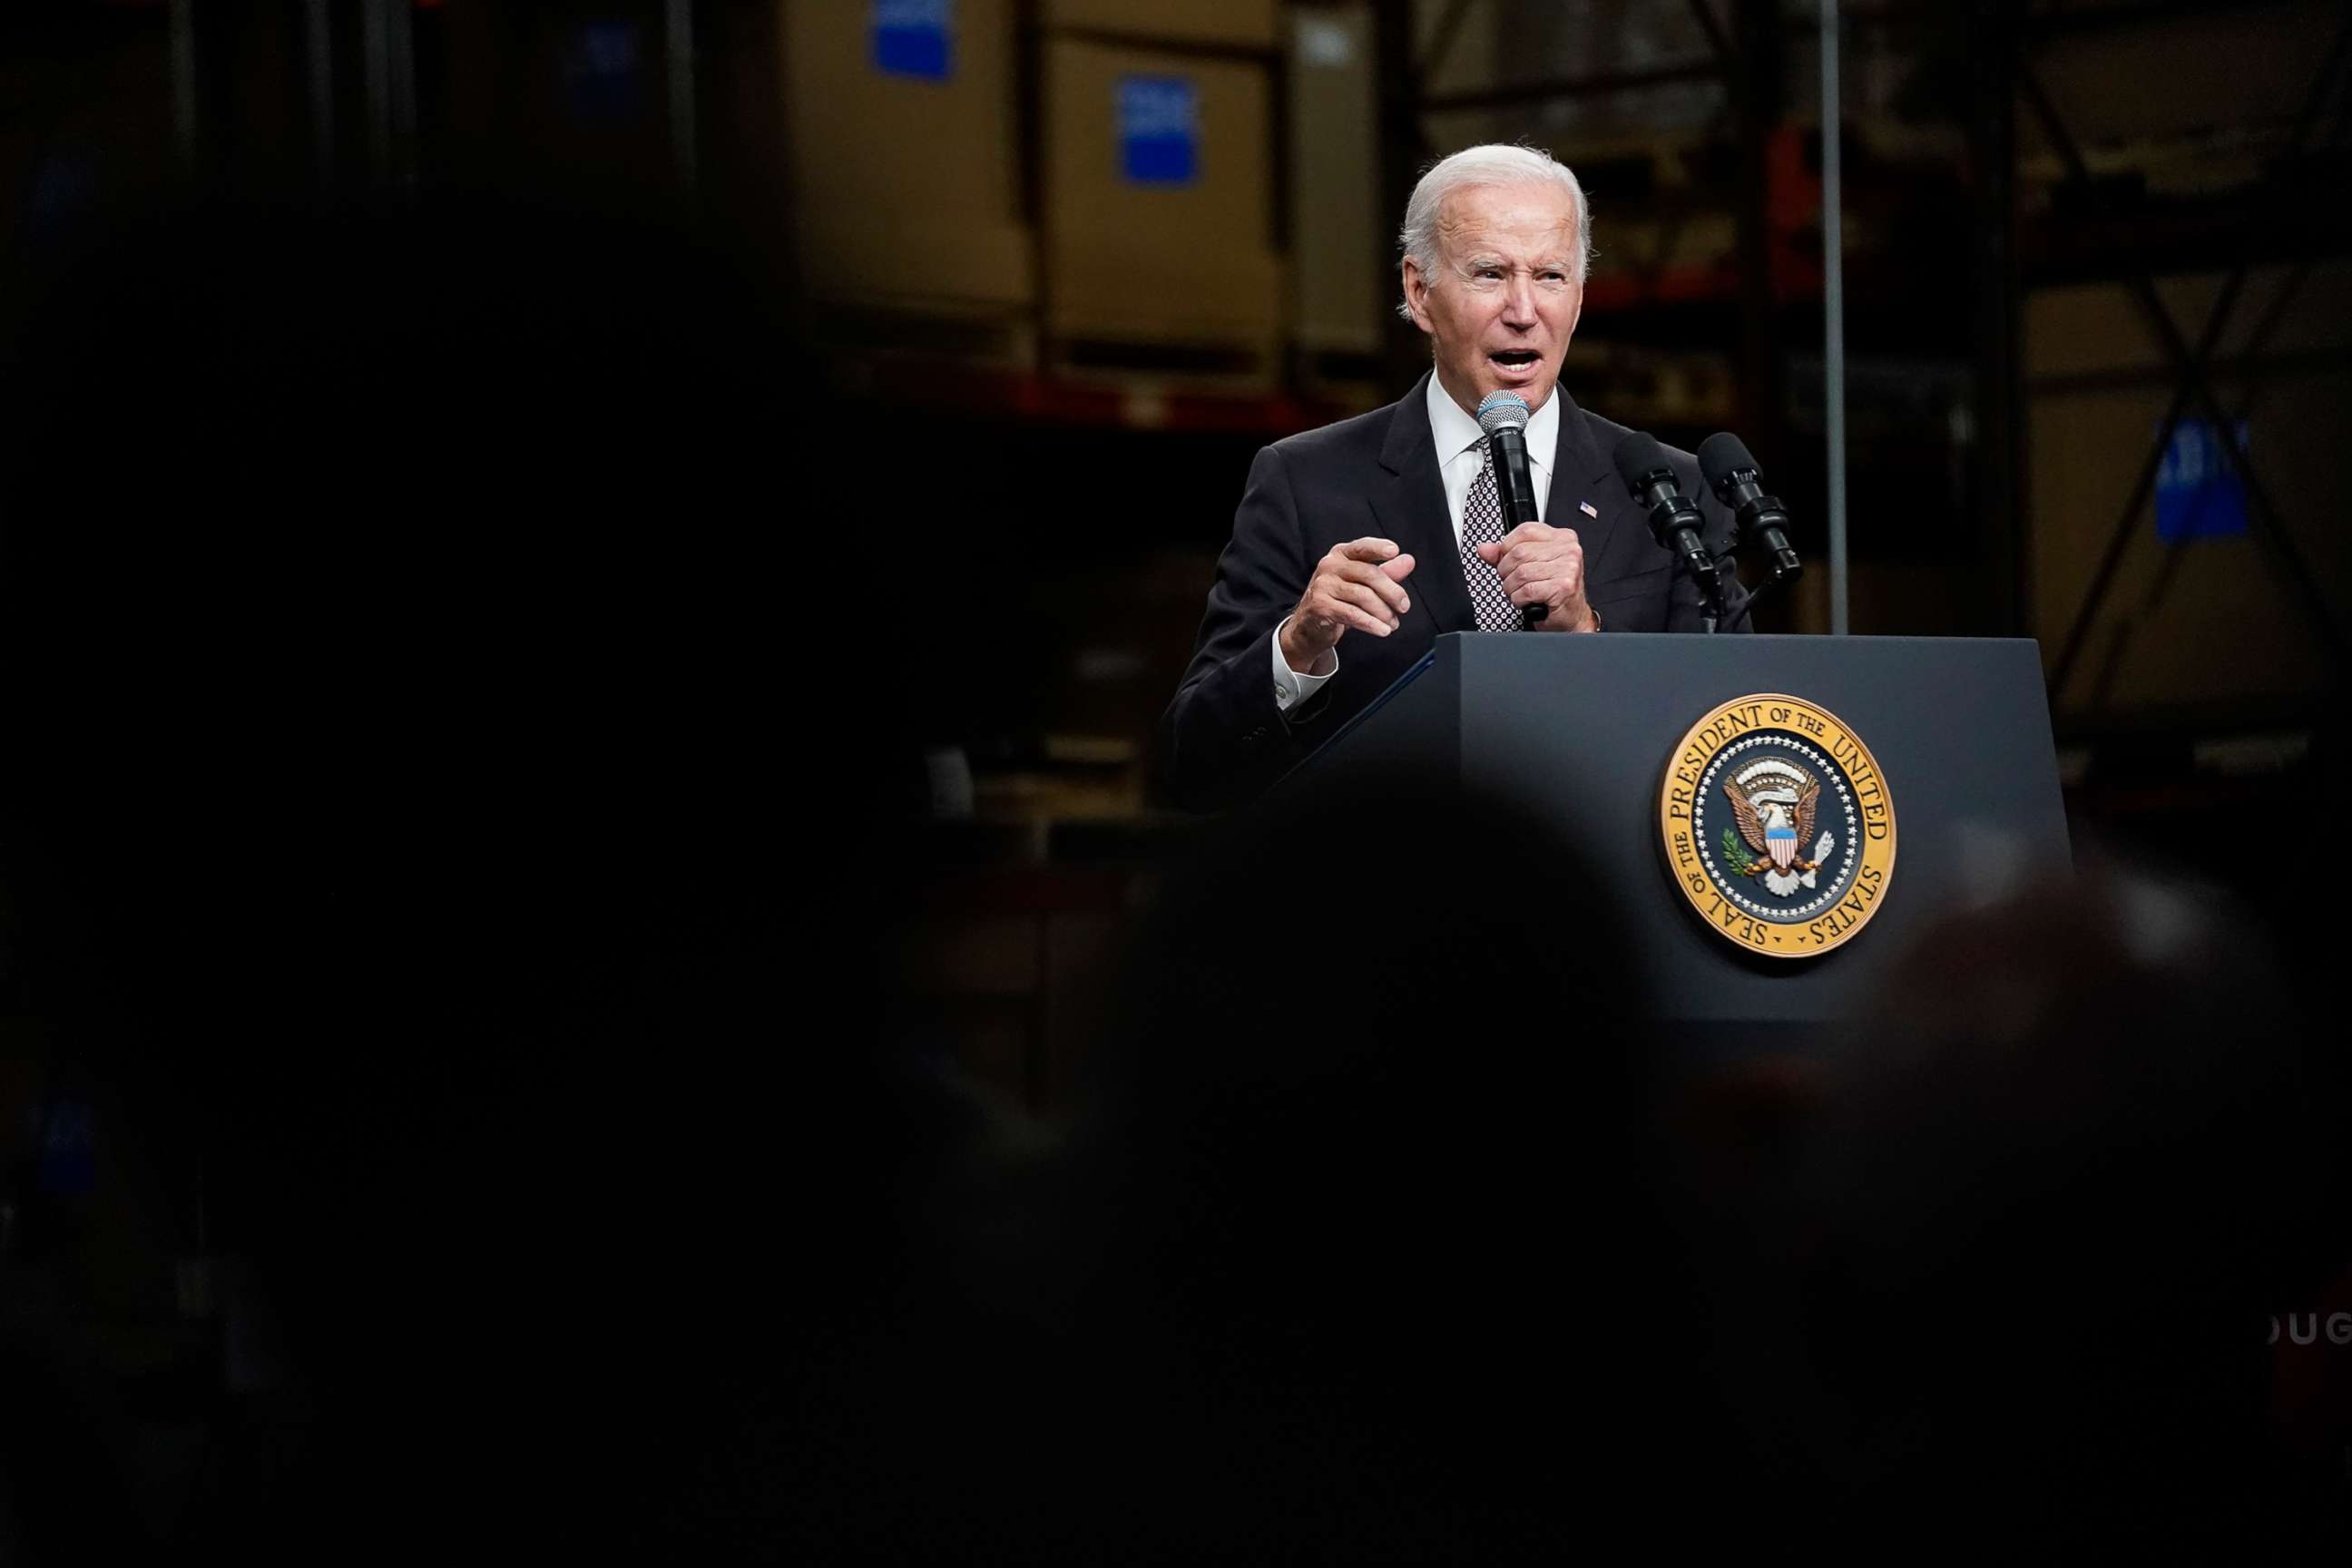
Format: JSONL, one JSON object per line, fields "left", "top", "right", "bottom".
{"left": 1475, "top": 391, "right": 1546, "bottom": 630}
{"left": 1610, "top": 432, "right": 1725, "bottom": 624}
{"left": 1697, "top": 433, "right": 1803, "bottom": 590}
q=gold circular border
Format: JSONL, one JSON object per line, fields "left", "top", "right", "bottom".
{"left": 1657, "top": 692, "right": 1898, "bottom": 959}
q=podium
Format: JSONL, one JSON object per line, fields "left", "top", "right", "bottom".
{"left": 1284, "top": 632, "right": 2071, "bottom": 1042}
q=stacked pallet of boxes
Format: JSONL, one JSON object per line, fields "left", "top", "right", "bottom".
{"left": 1040, "top": 0, "right": 1284, "bottom": 384}
{"left": 779, "top": 1, "right": 1032, "bottom": 349}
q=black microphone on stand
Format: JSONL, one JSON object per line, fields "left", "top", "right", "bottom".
{"left": 1697, "top": 433, "right": 1803, "bottom": 595}
{"left": 1475, "top": 391, "right": 1547, "bottom": 630}
{"left": 1610, "top": 431, "right": 1727, "bottom": 626}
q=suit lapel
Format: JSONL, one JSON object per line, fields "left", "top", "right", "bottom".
{"left": 1369, "top": 373, "right": 1477, "bottom": 635}
{"left": 1547, "top": 390, "right": 1631, "bottom": 577}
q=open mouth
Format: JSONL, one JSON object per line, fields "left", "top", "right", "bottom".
{"left": 1489, "top": 349, "right": 1541, "bottom": 372}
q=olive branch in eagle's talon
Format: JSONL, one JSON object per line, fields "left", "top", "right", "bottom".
{"left": 1719, "top": 826, "right": 1759, "bottom": 877}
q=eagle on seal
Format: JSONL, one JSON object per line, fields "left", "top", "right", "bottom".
{"left": 1723, "top": 760, "right": 1833, "bottom": 896}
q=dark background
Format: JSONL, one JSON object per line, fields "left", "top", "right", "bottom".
{"left": 2, "top": 1, "right": 2348, "bottom": 1555}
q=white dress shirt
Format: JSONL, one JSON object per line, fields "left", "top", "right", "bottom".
{"left": 1272, "top": 377, "right": 1562, "bottom": 710}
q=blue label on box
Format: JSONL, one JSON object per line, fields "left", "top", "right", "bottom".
{"left": 2155, "top": 417, "right": 2249, "bottom": 543}
{"left": 873, "top": 0, "right": 954, "bottom": 81}
{"left": 1118, "top": 75, "right": 1199, "bottom": 185}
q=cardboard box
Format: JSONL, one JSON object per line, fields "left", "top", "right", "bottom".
{"left": 1043, "top": 0, "right": 1279, "bottom": 50}
{"left": 780, "top": 0, "right": 1032, "bottom": 311}
{"left": 1289, "top": 4, "right": 1384, "bottom": 356}
{"left": 1043, "top": 35, "right": 1282, "bottom": 352}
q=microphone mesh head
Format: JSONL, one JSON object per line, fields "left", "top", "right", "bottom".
{"left": 1475, "top": 391, "right": 1531, "bottom": 437}
{"left": 1697, "top": 432, "right": 1759, "bottom": 491}
{"left": 1611, "top": 431, "right": 1671, "bottom": 492}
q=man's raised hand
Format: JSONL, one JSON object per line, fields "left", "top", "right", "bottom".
{"left": 1279, "top": 537, "right": 1417, "bottom": 674}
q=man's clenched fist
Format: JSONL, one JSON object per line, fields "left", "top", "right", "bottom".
{"left": 1474, "top": 521, "right": 1596, "bottom": 633}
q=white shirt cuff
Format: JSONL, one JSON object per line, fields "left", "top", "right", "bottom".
{"left": 1270, "top": 617, "right": 1338, "bottom": 713}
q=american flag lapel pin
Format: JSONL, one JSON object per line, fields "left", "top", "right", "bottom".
{"left": 1579, "top": 500, "right": 1599, "bottom": 519}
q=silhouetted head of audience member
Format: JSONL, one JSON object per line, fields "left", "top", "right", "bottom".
{"left": 974, "top": 776, "right": 1744, "bottom": 1559}
{"left": 1798, "top": 857, "right": 2332, "bottom": 1540}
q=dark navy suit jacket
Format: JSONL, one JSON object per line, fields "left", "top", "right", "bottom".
{"left": 1158, "top": 374, "right": 1742, "bottom": 810}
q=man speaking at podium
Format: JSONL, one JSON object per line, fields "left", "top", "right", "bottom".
{"left": 1159, "top": 144, "right": 1740, "bottom": 810}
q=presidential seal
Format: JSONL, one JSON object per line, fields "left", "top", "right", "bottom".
{"left": 1657, "top": 694, "right": 1896, "bottom": 957}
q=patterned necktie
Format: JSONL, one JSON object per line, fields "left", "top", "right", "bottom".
{"left": 1457, "top": 441, "right": 1520, "bottom": 632}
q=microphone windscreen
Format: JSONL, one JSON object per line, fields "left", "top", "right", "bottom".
{"left": 1475, "top": 390, "right": 1531, "bottom": 437}
{"left": 1611, "top": 431, "right": 1671, "bottom": 494}
{"left": 1696, "top": 432, "right": 1759, "bottom": 494}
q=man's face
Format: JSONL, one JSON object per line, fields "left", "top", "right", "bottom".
{"left": 1402, "top": 181, "right": 1585, "bottom": 416}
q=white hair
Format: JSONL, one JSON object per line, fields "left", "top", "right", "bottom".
{"left": 1396, "top": 144, "right": 1592, "bottom": 321}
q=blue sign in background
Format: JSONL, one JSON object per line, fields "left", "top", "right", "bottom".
{"left": 2154, "top": 417, "right": 2250, "bottom": 544}
{"left": 873, "top": 0, "right": 954, "bottom": 82}
{"left": 1118, "top": 75, "right": 1200, "bottom": 185}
